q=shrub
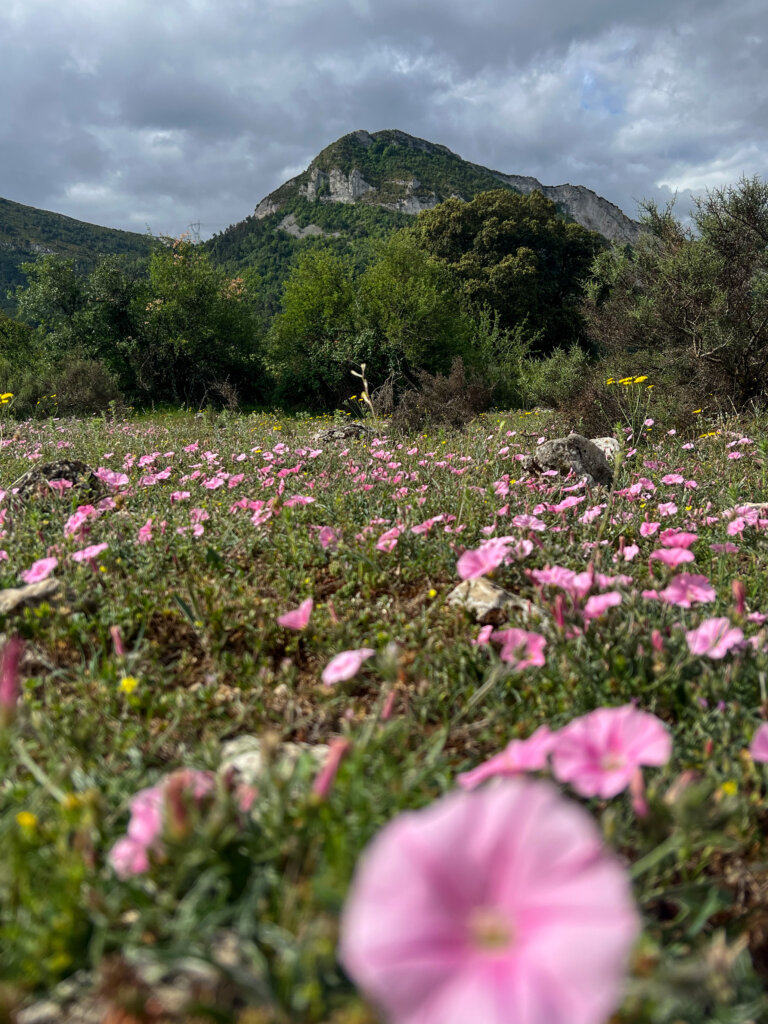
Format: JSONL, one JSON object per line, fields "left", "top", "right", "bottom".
{"left": 390, "top": 357, "right": 493, "bottom": 431}
{"left": 51, "top": 357, "right": 125, "bottom": 417}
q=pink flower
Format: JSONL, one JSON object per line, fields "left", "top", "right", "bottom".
{"left": 659, "top": 529, "right": 698, "bottom": 548}
{"left": 710, "top": 542, "right": 739, "bottom": 554}
{"left": 137, "top": 519, "right": 153, "bottom": 544}
{"left": 750, "top": 723, "right": 768, "bottom": 762}
{"left": 649, "top": 573, "right": 717, "bottom": 608}
{"left": 20, "top": 556, "right": 58, "bottom": 584}
{"left": 109, "top": 836, "right": 150, "bottom": 877}
{"left": 71, "top": 542, "right": 109, "bottom": 563}
{"left": 95, "top": 468, "right": 129, "bottom": 488}
{"left": 583, "top": 591, "right": 622, "bottom": 623}
{"left": 493, "top": 628, "right": 547, "bottom": 670}
{"left": 376, "top": 526, "right": 401, "bottom": 552}
{"left": 312, "top": 738, "right": 352, "bottom": 799}
{"left": 457, "top": 725, "right": 555, "bottom": 789}
{"left": 322, "top": 648, "right": 375, "bottom": 686}
{"left": 339, "top": 780, "right": 639, "bottom": 1024}
{"left": 640, "top": 521, "right": 660, "bottom": 537}
{"left": 685, "top": 617, "right": 744, "bottom": 659}
{"left": 649, "top": 547, "right": 695, "bottom": 568}
{"left": 457, "top": 539, "right": 510, "bottom": 579}
{"left": 170, "top": 491, "right": 190, "bottom": 502}
{"left": 552, "top": 705, "right": 671, "bottom": 798}
{"left": 658, "top": 501, "right": 678, "bottom": 517}
{"left": 277, "top": 597, "right": 313, "bottom": 630}
{"left": 0, "top": 635, "right": 23, "bottom": 727}
{"left": 661, "top": 473, "right": 684, "bottom": 485}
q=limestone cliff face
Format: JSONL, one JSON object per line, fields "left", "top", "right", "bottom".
{"left": 490, "top": 173, "right": 640, "bottom": 244}
{"left": 252, "top": 130, "right": 641, "bottom": 244}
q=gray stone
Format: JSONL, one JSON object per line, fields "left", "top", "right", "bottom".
{"left": 447, "top": 578, "right": 546, "bottom": 626}
{"left": 522, "top": 433, "right": 614, "bottom": 487}
{"left": 219, "top": 734, "right": 329, "bottom": 786}
{"left": 0, "top": 578, "right": 60, "bottom": 615}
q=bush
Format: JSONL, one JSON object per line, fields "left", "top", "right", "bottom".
{"left": 390, "top": 357, "right": 493, "bottom": 431}
{"left": 51, "top": 357, "right": 125, "bottom": 417}
{"left": 583, "top": 178, "right": 768, "bottom": 410}
{"left": 517, "top": 346, "right": 591, "bottom": 410}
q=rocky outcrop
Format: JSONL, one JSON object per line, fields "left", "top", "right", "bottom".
{"left": 522, "top": 433, "right": 614, "bottom": 487}
{"left": 491, "top": 173, "right": 640, "bottom": 245}
{"left": 277, "top": 214, "right": 339, "bottom": 239}
{"left": 300, "top": 166, "right": 376, "bottom": 204}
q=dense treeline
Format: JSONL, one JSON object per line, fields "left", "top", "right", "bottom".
{"left": 3, "top": 179, "right": 768, "bottom": 424}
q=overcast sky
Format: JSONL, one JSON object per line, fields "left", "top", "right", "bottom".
{"left": 1, "top": 0, "right": 766, "bottom": 239}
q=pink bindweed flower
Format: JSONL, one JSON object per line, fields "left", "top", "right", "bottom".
{"left": 339, "top": 779, "right": 640, "bottom": 1024}
{"left": 649, "top": 547, "right": 695, "bottom": 568}
{"left": 322, "top": 648, "right": 375, "bottom": 686}
{"left": 456, "top": 539, "right": 510, "bottom": 579}
{"left": 110, "top": 625, "right": 125, "bottom": 658}
{"left": 109, "top": 769, "right": 216, "bottom": 878}
{"left": 277, "top": 597, "right": 313, "bottom": 631}
{"left": 0, "top": 635, "right": 23, "bottom": 727}
{"left": 583, "top": 591, "right": 622, "bottom": 624}
{"left": 645, "top": 573, "right": 716, "bottom": 608}
{"left": 71, "top": 542, "right": 109, "bottom": 564}
{"left": 685, "top": 617, "right": 744, "bottom": 659}
{"left": 137, "top": 519, "right": 153, "bottom": 544}
{"left": 552, "top": 705, "right": 672, "bottom": 799}
{"left": 457, "top": 725, "right": 555, "bottom": 789}
{"left": 312, "top": 738, "right": 352, "bottom": 799}
{"left": 658, "top": 529, "right": 698, "bottom": 548}
{"left": 20, "top": 556, "right": 58, "bottom": 584}
{"left": 640, "top": 521, "right": 660, "bottom": 537}
{"left": 750, "top": 723, "right": 768, "bottom": 762}
{"left": 493, "top": 628, "right": 547, "bottom": 670}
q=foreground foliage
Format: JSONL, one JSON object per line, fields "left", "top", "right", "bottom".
{"left": 1, "top": 403, "right": 768, "bottom": 1021}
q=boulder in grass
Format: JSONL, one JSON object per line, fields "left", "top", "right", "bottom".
{"left": 522, "top": 433, "right": 614, "bottom": 487}
{"left": 0, "top": 578, "right": 61, "bottom": 616}
{"left": 447, "top": 577, "right": 546, "bottom": 626}
{"left": 8, "top": 460, "right": 104, "bottom": 508}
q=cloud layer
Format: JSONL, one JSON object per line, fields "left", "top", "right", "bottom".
{"left": 1, "top": 0, "right": 766, "bottom": 237}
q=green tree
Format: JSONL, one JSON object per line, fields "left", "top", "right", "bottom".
{"left": 266, "top": 249, "right": 358, "bottom": 407}
{"left": 583, "top": 177, "right": 768, "bottom": 407}
{"left": 356, "top": 230, "right": 473, "bottom": 381}
{"left": 414, "top": 189, "right": 603, "bottom": 352}
{"left": 122, "top": 238, "right": 262, "bottom": 405}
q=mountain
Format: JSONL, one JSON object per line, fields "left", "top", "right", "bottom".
{"left": 207, "top": 129, "right": 640, "bottom": 312}
{"left": 251, "top": 129, "right": 640, "bottom": 243}
{"left": 0, "top": 196, "right": 154, "bottom": 313}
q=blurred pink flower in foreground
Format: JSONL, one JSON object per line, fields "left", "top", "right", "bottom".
{"left": 457, "top": 725, "right": 554, "bottom": 789}
{"left": 277, "top": 597, "right": 313, "bottom": 630}
{"left": 685, "top": 617, "right": 744, "bottom": 659}
{"left": 20, "top": 556, "right": 58, "bottom": 584}
{"left": 649, "top": 547, "right": 695, "bottom": 568}
{"left": 339, "top": 780, "right": 639, "bottom": 1024}
{"left": 750, "top": 724, "right": 768, "bottom": 762}
{"left": 109, "top": 769, "right": 215, "bottom": 878}
{"left": 583, "top": 591, "right": 622, "bottom": 624}
{"left": 552, "top": 705, "right": 671, "bottom": 798}
{"left": 0, "top": 635, "right": 23, "bottom": 727}
{"left": 322, "top": 648, "right": 375, "bottom": 686}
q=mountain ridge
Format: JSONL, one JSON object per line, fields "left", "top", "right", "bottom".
{"left": 251, "top": 129, "right": 640, "bottom": 245}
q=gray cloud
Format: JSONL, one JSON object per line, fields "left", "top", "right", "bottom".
{"left": 0, "top": 0, "right": 766, "bottom": 237}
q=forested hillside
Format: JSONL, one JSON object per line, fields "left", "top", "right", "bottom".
{"left": 0, "top": 196, "right": 154, "bottom": 312}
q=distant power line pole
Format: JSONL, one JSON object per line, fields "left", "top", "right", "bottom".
{"left": 188, "top": 221, "right": 201, "bottom": 243}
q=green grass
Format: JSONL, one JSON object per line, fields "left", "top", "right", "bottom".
{"left": 2, "top": 403, "right": 768, "bottom": 1022}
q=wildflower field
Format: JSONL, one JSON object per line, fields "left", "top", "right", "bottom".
{"left": 2, "top": 403, "right": 768, "bottom": 1023}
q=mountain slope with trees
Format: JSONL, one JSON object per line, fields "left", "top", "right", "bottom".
{"left": 0, "top": 196, "right": 154, "bottom": 313}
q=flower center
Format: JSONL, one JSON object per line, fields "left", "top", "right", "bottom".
{"left": 468, "top": 907, "right": 514, "bottom": 952}
{"left": 601, "top": 752, "right": 626, "bottom": 772}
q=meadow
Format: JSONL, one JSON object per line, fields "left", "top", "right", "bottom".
{"left": 2, "top": 394, "right": 768, "bottom": 1023}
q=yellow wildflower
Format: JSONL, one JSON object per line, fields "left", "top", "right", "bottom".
{"left": 119, "top": 675, "right": 139, "bottom": 695}
{"left": 633, "top": 375, "right": 648, "bottom": 383}
{"left": 16, "top": 811, "right": 37, "bottom": 829}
